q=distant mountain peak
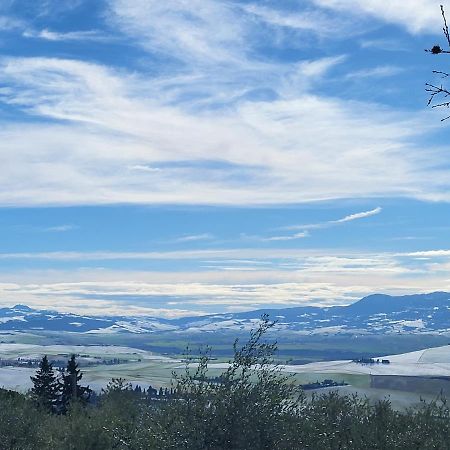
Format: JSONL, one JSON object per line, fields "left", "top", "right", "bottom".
{"left": 2, "top": 291, "right": 450, "bottom": 335}
{"left": 12, "top": 304, "right": 34, "bottom": 312}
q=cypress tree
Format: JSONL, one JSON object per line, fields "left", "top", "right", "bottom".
{"left": 30, "top": 355, "right": 59, "bottom": 412}
{"left": 60, "top": 355, "right": 91, "bottom": 412}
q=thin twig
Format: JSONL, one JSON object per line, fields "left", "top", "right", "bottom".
{"left": 426, "top": 6, "right": 450, "bottom": 119}
{"left": 433, "top": 70, "right": 450, "bottom": 77}
{"left": 442, "top": 5, "right": 450, "bottom": 48}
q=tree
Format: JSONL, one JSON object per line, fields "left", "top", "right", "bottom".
{"left": 426, "top": 5, "right": 450, "bottom": 120}
{"left": 60, "top": 355, "right": 91, "bottom": 412}
{"left": 157, "top": 314, "right": 302, "bottom": 449}
{"left": 102, "top": 377, "right": 132, "bottom": 394}
{"left": 30, "top": 355, "right": 59, "bottom": 412}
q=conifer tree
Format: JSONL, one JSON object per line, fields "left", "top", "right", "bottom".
{"left": 60, "top": 355, "right": 91, "bottom": 411}
{"left": 30, "top": 355, "right": 59, "bottom": 412}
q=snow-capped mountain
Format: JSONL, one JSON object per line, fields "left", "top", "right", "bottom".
{"left": 1, "top": 292, "right": 450, "bottom": 335}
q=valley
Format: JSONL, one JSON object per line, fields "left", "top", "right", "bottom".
{"left": 1, "top": 292, "right": 450, "bottom": 410}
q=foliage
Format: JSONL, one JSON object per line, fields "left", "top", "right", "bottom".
{"left": 5, "top": 317, "right": 450, "bottom": 449}
{"left": 30, "top": 355, "right": 59, "bottom": 412}
{"left": 60, "top": 354, "right": 92, "bottom": 412}
{"left": 153, "top": 314, "right": 302, "bottom": 450}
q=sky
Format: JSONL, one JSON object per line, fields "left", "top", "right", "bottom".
{"left": 1, "top": 0, "right": 450, "bottom": 317}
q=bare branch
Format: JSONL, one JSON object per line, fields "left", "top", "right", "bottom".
{"left": 426, "top": 6, "right": 450, "bottom": 120}
{"left": 426, "top": 82, "right": 450, "bottom": 112}
{"left": 432, "top": 70, "right": 450, "bottom": 77}
{"left": 442, "top": 5, "right": 450, "bottom": 48}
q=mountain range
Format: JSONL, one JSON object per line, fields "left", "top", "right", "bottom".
{"left": 1, "top": 291, "right": 450, "bottom": 335}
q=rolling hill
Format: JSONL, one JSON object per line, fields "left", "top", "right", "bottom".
{"left": 1, "top": 291, "right": 450, "bottom": 335}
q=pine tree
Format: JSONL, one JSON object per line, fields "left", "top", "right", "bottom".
{"left": 60, "top": 355, "right": 92, "bottom": 412}
{"left": 30, "top": 355, "right": 59, "bottom": 412}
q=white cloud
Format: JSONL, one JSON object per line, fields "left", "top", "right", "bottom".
{"left": 263, "top": 231, "right": 309, "bottom": 242}
{"left": 0, "top": 56, "right": 446, "bottom": 206}
{"left": 345, "top": 65, "right": 404, "bottom": 80}
{"left": 334, "top": 207, "right": 382, "bottom": 223}
{"left": 0, "top": 245, "right": 442, "bottom": 273}
{"left": 108, "top": 0, "right": 247, "bottom": 65}
{"left": 42, "top": 224, "right": 78, "bottom": 232}
{"left": 128, "top": 165, "right": 162, "bottom": 173}
{"left": 19, "top": 0, "right": 86, "bottom": 19}
{"left": 0, "top": 248, "right": 322, "bottom": 261}
{"left": 0, "top": 1, "right": 449, "bottom": 207}
{"left": 279, "top": 56, "right": 347, "bottom": 94}
{"left": 0, "top": 246, "right": 448, "bottom": 316}
{"left": 359, "top": 38, "right": 409, "bottom": 51}
{"left": 312, "top": 0, "right": 444, "bottom": 34}
{"left": 298, "top": 56, "right": 347, "bottom": 78}
{"left": 0, "top": 15, "right": 23, "bottom": 31}
{"left": 23, "top": 28, "right": 109, "bottom": 42}
{"left": 283, "top": 207, "right": 382, "bottom": 231}
{"left": 175, "top": 233, "right": 214, "bottom": 243}
{"left": 242, "top": 4, "right": 358, "bottom": 38}
{"left": 0, "top": 278, "right": 358, "bottom": 316}
{"left": 405, "top": 249, "right": 450, "bottom": 257}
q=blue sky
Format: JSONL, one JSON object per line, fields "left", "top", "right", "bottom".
{"left": 1, "top": 0, "right": 450, "bottom": 317}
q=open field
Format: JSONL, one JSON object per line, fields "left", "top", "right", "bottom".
{"left": 0, "top": 342, "right": 370, "bottom": 392}
{"left": 2, "top": 330, "right": 450, "bottom": 363}
{"left": 0, "top": 342, "right": 173, "bottom": 361}
{"left": 276, "top": 344, "right": 450, "bottom": 377}
{"left": 1, "top": 341, "right": 450, "bottom": 412}
{"left": 0, "top": 342, "right": 182, "bottom": 391}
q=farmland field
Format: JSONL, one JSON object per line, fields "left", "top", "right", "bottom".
{"left": 1, "top": 340, "right": 450, "bottom": 412}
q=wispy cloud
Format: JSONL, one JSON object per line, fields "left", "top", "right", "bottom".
{"left": 128, "top": 165, "right": 162, "bottom": 173}
{"left": 0, "top": 56, "right": 443, "bottom": 206}
{"left": 0, "top": 246, "right": 448, "bottom": 315}
{"left": 109, "top": 0, "right": 247, "bottom": 65}
{"left": 405, "top": 249, "right": 450, "bottom": 257}
{"left": 298, "top": 56, "right": 347, "bottom": 78}
{"left": 359, "top": 38, "right": 409, "bottom": 52}
{"left": 264, "top": 207, "right": 381, "bottom": 240}
{"left": 283, "top": 207, "right": 382, "bottom": 232}
{"left": 21, "top": 0, "right": 86, "bottom": 19}
{"left": 0, "top": 15, "right": 24, "bottom": 31}
{"left": 262, "top": 231, "right": 309, "bottom": 242}
{"left": 0, "top": 248, "right": 320, "bottom": 261}
{"left": 42, "top": 224, "right": 78, "bottom": 232}
{"left": 242, "top": 4, "right": 360, "bottom": 38}
{"left": 334, "top": 207, "right": 382, "bottom": 223}
{"left": 0, "top": 3, "right": 448, "bottom": 208}
{"left": 311, "top": 0, "right": 443, "bottom": 34}
{"left": 174, "top": 233, "right": 214, "bottom": 243}
{"left": 23, "top": 29, "right": 110, "bottom": 42}
{"left": 345, "top": 66, "right": 404, "bottom": 80}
